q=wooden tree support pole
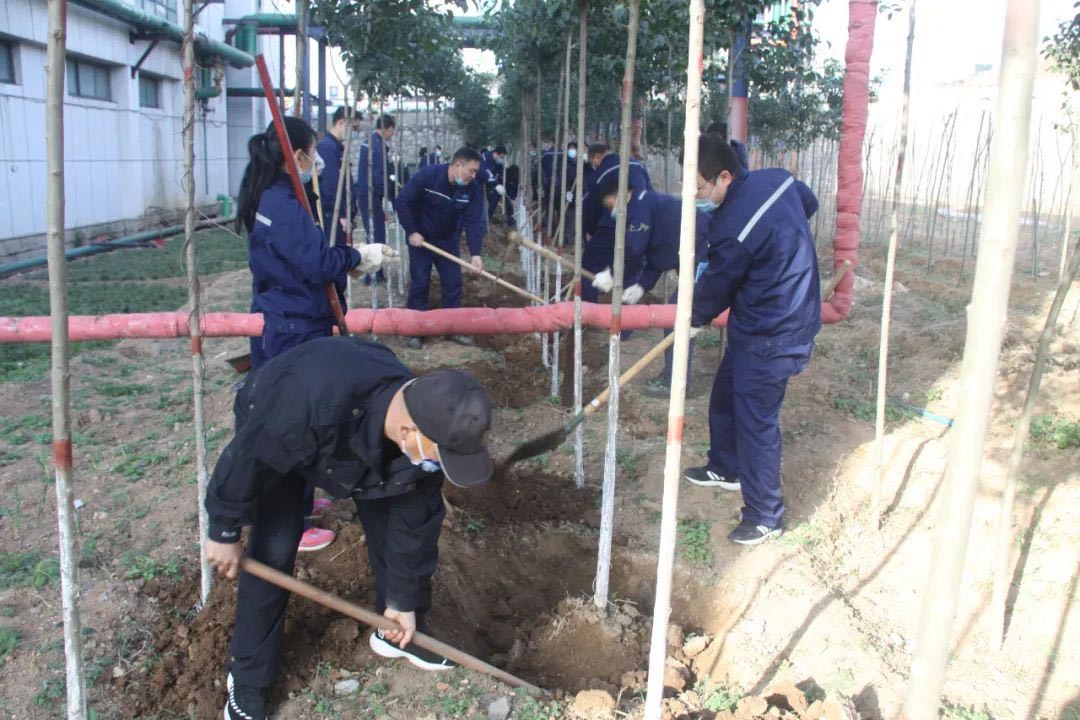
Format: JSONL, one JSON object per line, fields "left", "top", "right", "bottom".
{"left": 643, "top": 1, "right": 704, "bottom": 717}
{"left": 240, "top": 559, "right": 542, "bottom": 693}
{"left": 181, "top": 0, "right": 212, "bottom": 605}
{"left": 573, "top": 0, "right": 589, "bottom": 489}
{"left": 872, "top": 1, "right": 916, "bottom": 529}
{"left": 508, "top": 232, "right": 596, "bottom": 280}
{"left": 419, "top": 241, "right": 544, "bottom": 304}
{"left": 903, "top": 1, "right": 1041, "bottom": 717}
{"left": 595, "top": 0, "right": 640, "bottom": 612}
{"left": 45, "top": 0, "right": 88, "bottom": 716}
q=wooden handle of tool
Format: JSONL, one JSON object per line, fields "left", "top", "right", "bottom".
{"left": 823, "top": 259, "right": 852, "bottom": 301}
{"left": 507, "top": 231, "right": 596, "bottom": 281}
{"left": 239, "top": 558, "right": 543, "bottom": 693}
{"left": 584, "top": 332, "right": 679, "bottom": 417}
{"left": 419, "top": 241, "right": 545, "bottom": 304}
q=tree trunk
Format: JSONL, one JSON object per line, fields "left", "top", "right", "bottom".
{"left": 642, "top": 1, "right": 704, "bottom": 717}
{"left": 872, "top": 0, "right": 916, "bottom": 529}
{"left": 573, "top": 0, "right": 589, "bottom": 488}
{"left": 903, "top": 1, "right": 1040, "bottom": 716}
{"left": 46, "top": 0, "right": 88, "bottom": 716}
{"left": 594, "top": 0, "right": 639, "bottom": 612}
{"left": 294, "top": 0, "right": 307, "bottom": 117}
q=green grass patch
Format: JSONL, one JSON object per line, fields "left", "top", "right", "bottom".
{"left": 513, "top": 693, "right": 563, "bottom": 720}
{"left": 695, "top": 681, "right": 740, "bottom": 712}
{"left": 0, "top": 551, "right": 59, "bottom": 589}
{"left": 118, "top": 552, "right": 181, "bottom": 581}
{"left": 678, "top": 519, "right": 713, "bottom": 565}
{"left": 0, "top": 627, "right": 19, "bottom": 663}
{"left": 1030, "top": 415, "right": 1080, "bottom": 449}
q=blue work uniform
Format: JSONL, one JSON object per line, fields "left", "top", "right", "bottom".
{"left": 692, "top": 168, "right": 821, "bottom": 530}
{"left": 580, "top": 154, "right": 653, "bottom": 302}
{"left": 247, "top": 176, "right": 362, "bottom": 369}
{"left": 315, "top": 133, "right": 355, "bottom": 242}
{"left": 480, "top": 156, "right": 505, "bottom": 220}
{"left": 730, "top": 139, "right": 750, "bottom": 171}
{"left": 395, "top": 164, "right": 487, "bottom": 311}
{"left": 356, "top": 131, "right": 395, "bottom": 245}
{"left": 621, "top": 189, "right": 709, "bottom": 383}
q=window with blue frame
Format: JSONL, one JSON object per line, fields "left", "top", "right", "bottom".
{"left": 0, "top": 39, "right": 15, "bottom": 85}
{"left": 139, "top": 74, "right": 161, "bottom": 108}
{"left": 67, "top": 57, "right": 112, "bottom": 101}
{"left": 141, "top": 0, "right": 176, "bottom": 23}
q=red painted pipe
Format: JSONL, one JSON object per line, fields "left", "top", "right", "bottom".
{"left": 824, "top": 0, "right": 878, "bottom": 324}
{"left": 0, "top": 304, "right": 733, "bottom": 343}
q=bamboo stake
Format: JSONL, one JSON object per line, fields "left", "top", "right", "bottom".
{"left": 294, "top": 0, "right": 307, "bottom": 117}
{"left": 553, "top": 31, "right": 573, "bottom": 400}
{"left": 872, "top": 0, "right": 916, "bottom": 530}
{"left": 644, "top": 1, "right": 703, "bottom": 714}
{"left": 418, "top": 241, "right": 544, "bottom": 303}
{"left": 573, "top": 0, "right": 589, "bottom": 489}
{"left": 537, "top": 69, "right": 549, "bottom": 366}
{"left": 903, "top": 1, "right": 1040, "bottom": 716}
{"left": 990, "top": 229, "right": 1080, "bottom": 646}
{"left": 46, "top": 0, "right": 88, "bottom": 716}
{"left": 508, "top": 232, "right": 596, "bottom": 280}
{"left": 1061, "top": 135, "right": 1077, "bottom": 281}
{"left": 180, "top": 0, "right": 211, "bottom": 605}
{"left": 594, "top": 0, "right": 640, "bottom": 612}
{"left": 240, "top": 559, "right": 542, "bottom": 693}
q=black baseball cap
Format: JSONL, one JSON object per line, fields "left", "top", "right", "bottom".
{"left": 403, "top": 369, "right": 494, "bottom": 487}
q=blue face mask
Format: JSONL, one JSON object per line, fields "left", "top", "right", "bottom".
{"left": 410, "top": 434, "right": 442, "bottom": 473}
{"left": 454, "top": 176, "right": 467, "bottom": 187}
{"left": 495, "top": 157, "right": 506, "bottom": 166}
{"left": 696, "top": 198, "right": 719, "bottom": 213}
{"left": 300, "top": 168, "right": 313, "bottom": 184}
{"left": 610, "top": 207, "right": 620, "bottom": 221}
{"left": 568, "top": 149, "right": 577, "bottom": 159}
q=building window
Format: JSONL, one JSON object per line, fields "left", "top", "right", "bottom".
{"left": 139, "top": 74, "right": 160, "bottom": 108}
{"left": 141, "top": 0, "right": 176, "bottom": 23}
{"left": 66, "top": 57, "right": 112, "bottom": 101}
{"left": 0, "top": 39, "right": 15, "bottom": 85}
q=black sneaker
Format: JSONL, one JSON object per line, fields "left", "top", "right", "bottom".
{"left": 369, "top": 629, "right": 457, "bottom": 672}
{"left": 727, "top": 520, "right": 782, "bottom": 546}
{"left": 446, "top": 334, "right": 474, "bottom": 347}
{"left": 683, "top": 466, "right": 740, "bottom": 491}
{"left": 224, "top": 672, "right": 266, "bottom": 720}
{"left": 406, "top": 336, "right": 423, "bottom": 350}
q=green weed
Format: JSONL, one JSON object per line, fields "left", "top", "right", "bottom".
{"left": 115, "top": 449, "right": 169, "bottom": 480}
{"left": 617, "top": 447, "right": 640, "bottom": 477}
{"left": 438, "top": 696, "right": 470, "bottom": 715}
{"left": 1030, "top": 415, "right": 1080, "bottom": 449}
{"left": 366, "top": 680, "right": 390, "bottom": 696}
{"left": 514, "top": 693, "right": 563, "bottom": 720}
{"left": 0, "top": 551, "right": 59, "bottom": 589}
{"left": 466, "top": 518, "right": 486, "bottom": 535}
{"left": 940, "top": 702, "right": 996, "bottom": 720}
{"left": 32, "top": 677, "right": 64, "bottom": 708}
{"left": 118, "top": 552, "right": 180, "bottom": 581}
{"left": 695, "top": 681, "right": 739, "bottom": 712}
{"left": 678, "top": 519, "right": 713, "bottom": 565}
{"left": 0, "top": 627, "right": 19, "bottom": 663}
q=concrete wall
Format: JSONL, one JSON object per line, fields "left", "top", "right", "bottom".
{"left": 0, "top": 0, "right": 249, "bottom": 262}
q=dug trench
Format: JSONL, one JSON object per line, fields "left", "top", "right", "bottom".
{"left": 110, "top": 465, "right": 721, "bottom": 719}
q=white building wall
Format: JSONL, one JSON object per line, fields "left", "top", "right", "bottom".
{"left": 0, "top": 0, "right": 235, "bottom": 261}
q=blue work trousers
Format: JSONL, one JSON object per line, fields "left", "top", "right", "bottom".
{"left": 359, "top": 192, "right": 386, "bottom": 244}
{"left": 407, "top": 239, "right": 464, "bottom": 311}
{"left": 660, "top": 286, "right": 695, "bottom": 386}
{"left": 707, "top": 339, "right": 809, "bottom": 528}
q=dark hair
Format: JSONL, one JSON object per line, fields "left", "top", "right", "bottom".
{"left": 376, "top": 114, "right": 395, "bottom": 129}
{"left": 567, "top": 141, "right": 578, "bottom": 150}
{"left": 236, "top": 116, "right": 317, "bottom": 233}
{"left": 705, "top": 120, "right": 728, "bottom": 139}
{"left": 419, "top": 146, "right": 428, "bottom": 155}
{"left": 588, "top": 143, "right": 609, "bottom": 158}
{"left": 696, "top": 133, "right": 741, "bottom": 182}
{"left": 599, "top": 177, "right": 633, "bottom": 198}
{"left": 494, "top": 145, "right": 508, "bottom": 154}
{"left": 331, "top": 106, "right": 347, "bottom": 125}
{"left": 452, "top": 146, "right": 482, "bottom": 164}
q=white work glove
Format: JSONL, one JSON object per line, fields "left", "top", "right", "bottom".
{"left": 566, "top": 191, "right": 574, "bottom": 203}
{"left": 621, "top": 284, "right": 645, "bottom": 305}
{"left": 495, "top": 184, "right": 506, "bottom": 196}
{"left": 352, "top": 243, "right": 399, "bottom": 275}
{"left": 389, "top": 174, "right": 397, "bottom": 183}
{"left": 313, "top": 150, "right": 325, "bottom": 176}
{"left": 591, "top": 267, "right": 614, "bottom": 293}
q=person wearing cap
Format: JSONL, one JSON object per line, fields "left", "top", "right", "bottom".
{"left": 205, "top": 336, "right": 494, "bottom": 720}
{"left": 480, "top": 145, "right": 509, "bottom": 221}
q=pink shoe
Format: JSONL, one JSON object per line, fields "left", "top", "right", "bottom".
{"left": 298, "top": 527, "right": 336, "bottom": 552}
{"left": 309, "top": 497, "right": 334, "bottom": 517}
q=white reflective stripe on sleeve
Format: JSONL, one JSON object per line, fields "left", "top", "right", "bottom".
{"left": 255, "top": 213, "right": 272, "bottom": 227}
{"left": 637, "top": 190, "right": 647, "bottom": 201}
{"left": 424, "top": 188, "right": 452, "bottom": 201}
{"left": 737, "top": 175, "right": 794, "bottom": 243}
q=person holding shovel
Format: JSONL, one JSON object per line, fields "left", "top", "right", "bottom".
{"left": 236, "top": 116, "right": 395, "bottom": 553}
{"left": 684, "top": 133, "right": 821, "bottom": 546}
{"left": 395, "top": 146, "right": 487, "bottom": 349}
{"left": 205, "top": 336, "right": 495, "bottom": 720}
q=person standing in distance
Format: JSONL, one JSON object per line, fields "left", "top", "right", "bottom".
{"left": 395, "top": 147, "right": 487, "bottom": 350}
{"left": 685, "top": 133, "right": 821, "bottom": 546}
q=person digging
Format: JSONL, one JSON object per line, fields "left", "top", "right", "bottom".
{"left": 204, "top": 336, "right": 495, "bottom": 720}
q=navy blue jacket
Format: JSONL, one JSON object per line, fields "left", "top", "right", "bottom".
{"left": 395, "top": 163, "right": 487, "bottom": 256}
{"left": 583, "top": 154, "right": 653, "bottom": 237}
{"left": 248, "top": 176, "right": 361, "bottom": 328}
{"left": 623, "top": 190, "right": 710, "bottom": 292}
{"left": 692, "top": 168, "right": 821, "bottom": 351}
{"left": 730, "top": 139, "right": 750, "bottom": 171}
{"left": 357, "top": 131, "right": 394, "bottom": 199}
{"left": 316, "top": 134, "right": 354, "bottom": 238}
{"left": 480, "top": 157, "right": 504, "bottom": 188}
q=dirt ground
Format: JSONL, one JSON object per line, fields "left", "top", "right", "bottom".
{"left": 0, "top": 222, "right": 1077, "bottom": 720}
